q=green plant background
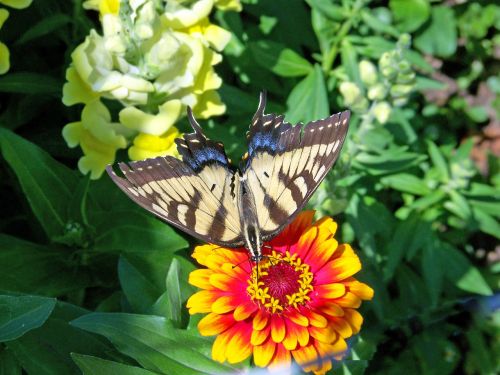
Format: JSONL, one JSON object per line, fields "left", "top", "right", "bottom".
{"left": 0, "top": 0, "right": 499, "bottom": 374}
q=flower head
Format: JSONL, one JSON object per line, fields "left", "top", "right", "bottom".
{"left": 187, "top": 211, "right": 373, "bottom": 374}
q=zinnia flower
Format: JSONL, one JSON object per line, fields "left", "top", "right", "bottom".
{"left": 187, "top": 211, "right": 374, "bottom": 374}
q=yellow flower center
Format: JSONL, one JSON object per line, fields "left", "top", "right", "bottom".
{"left": 247, "top": 251, "right": 314, "bottom": 313}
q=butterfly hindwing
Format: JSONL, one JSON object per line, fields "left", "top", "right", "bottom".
{"left": 106, "top": 109, "right": 244, "bottom": 247}
{"left": 243, "top": 92, "right": 350, "bottom": 240}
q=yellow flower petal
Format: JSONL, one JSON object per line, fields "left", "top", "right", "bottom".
{"left": 316, "top": 283, "right": 346, "bottom": 299}
{"left": 270, "top": 316, "right": 286, "bottom": 343}
{"left": 253, "top": 339, "right": 276, "bottom": 367}
{"left": 128, "top": 127, "right": 180, "bottom": 161}
{"left": 198, "top": 312, "right": 232, "bottom": 336}
{"left": 193, "top": 90, "right": 226, "bottom": 119}
{"left": 212, "top": 295, "right": 237, "bottom": 314}
{"left": 188, "top": 269, "right": 213, "bottom": 289}
{"left": 214, "top": 0, "right": 242, "bottom": 12}
{"left": 119, "top": 100, "right": 182, "bottom": 136}
{"left": 226, "top": 328, "right": 252, "bottom": 364}
{"left": 0, "top": 0, "right": 32, "bottom": 9}
{"left": 62, "top": 66, "right": 99, "bottom": 106}
{"left": 0, "top": 8, "right": 9, "bottom": 28}
{"left": 0, "top": 41, "right": 10, "bottom": 75}
{"left": 212, "top": 329, "right": 231, "bottom": 363}
{"left": 251, "top": 325, "right": 270, "bottom": 346}
{"left": 163, "top": 0, "right": 214, "bottom": 29}
{"left": 186, "top": 290, "right": 218, "bottom": 314}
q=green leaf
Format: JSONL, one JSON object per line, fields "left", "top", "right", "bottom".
{"left": 286, "top": 64, "right": 329, "bottom": 123}
{"left": 381, "top": 173, "right": 431, "bottom": 195}
{"left": 361, "top": 9, "right": 399, "bottom": 37}
{"left": 384, "top": 215, "right": 431, "bottom": 281}
{"left": 72, "top": 354, "right": 161, "bottom": 375}
{"left": 0, "top": 295, "right": 55, "bottom": 342}
{"left": 426, "top": 140, "right": 449, "bottom": 182}
{"left": 249, "top": 40, "right": 313, "bottom": 77}
{"left": 305, "top": 0, "right": 348, "bottom": 22}
{"left": 71, "top": 313, "right": 235, "bottom": 375}
{"left": 0, "top": 73, "right": 62, "bottom": 95}
{"left": 390, "top": 0, "right": 431, "bottom": 32}
{"left": 118, "top": 257, "right": 162, "bottom": 313}
{"left": 472, "top": 207, "right": 500, "bottom": 239}
{"left": 16, "top": 14, "right": 73, "bottom": 45}
{"left": 414, "top": 6, "right": 457, "bottom": 57}
{"left": 0, "top": 128, "right": 79, "bottom": 239}
{"left": 0, "top": 235, "right": 90, "bottom": 296}
{"left": 92, "top": 209, "right": 188, "bottom": 252}
{"left": 0, "top": 346, "right": 22, "bottom": 375}
{"left": 421, "top": 240, "right": 443, "bottom": 307}
{"left": 354, "top": 147, "right": 427, "bottom": 175}
{"left": 441, "top": 245, "right": 493, "bottom": 296}
{"left": 341, "top": 39, "right": 361, "bottom": 86}
{"left": 164, "top": 258, "right": 182, "bottom": 327}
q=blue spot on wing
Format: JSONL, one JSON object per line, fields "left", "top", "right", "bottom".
{"left": 185, "top": 147, "right": 228, "bottom": 171}
{"left": 248, "top": 131, "right": 283, "bottom": 156}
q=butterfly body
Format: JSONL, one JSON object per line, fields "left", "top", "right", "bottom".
{"left": 106, "top": 92, "right": 350, "bottom": 262}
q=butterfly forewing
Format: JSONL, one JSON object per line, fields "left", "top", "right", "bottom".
{"left": 243, "top": 100, "right": 350, "bottom": 241}
{"left": 106, "top": 110, "right": 244, "bottom": 247}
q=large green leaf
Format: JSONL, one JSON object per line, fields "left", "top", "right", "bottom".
{"left": 0, "top": 73, "right": 62, "bottom": 95}
{"left": 15, "top": 14, "right": 73, "bottom": 45}
{"left": 71, "top": 313, "right": 235, "bottom": 375}
{"left": 91, "top": 209, "right": 188, "bottom": 253}
{"left": 0, "top": 128, "right": 79, "bottom": 239}
{"left": 441, "top": 245, "right": 493, "bottom": 296}
{"left": 72, "top": 354, "right": 161, "bottom": 375}
{"left": 414, "top": 6, "right": 457, "bottom": 57}
{"left": 0, "top": 234, "right": 90, "bottom": 296}
{"left": 0, "top": 295, "right": 55, "bottom": 342}
{"left": 0, "top": 346, "right": 22, "bottom": 375}
{"left": 249, "top": 40, "right": 313, "bottom": 77}
{"left": 6, "top": 303, "right": 115, "bottom": 375}
{"left": 286, "top": 64, "right": 329, "bottom": 123}
{"left": 381, "top": 173, "right": 431, "bottom": 195}
{"left": 390, "top": 0, "right": 430, "bottom": 32}
{"left": 118, "top": 256, "right": 162, "bottom": 313}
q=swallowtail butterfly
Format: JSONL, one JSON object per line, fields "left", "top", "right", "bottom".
{"left": 106, "top": 92, "right": 350, "bottom": 263}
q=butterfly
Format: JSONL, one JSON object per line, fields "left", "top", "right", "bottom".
{"left": 106, "top": 92, "right": 350, "bottom": 263}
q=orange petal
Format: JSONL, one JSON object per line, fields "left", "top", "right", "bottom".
{"left": 345, "top": 278, "right": 374, "bottom": 300}
{"left": 253, "top": 309, "right": 269, "bottom": 330}
{"left": 286, "top": 310, "right": 308, "bottom": 326}
{"left": 344, "top": 308, "right": 363, "bottom": 334}
{"left": 186, "top": 290, "right": 218, "bottom": 314}
{"left": 188, "top": 269, "right": 213, "bottom": 289}
{"left": 316, "top": 256, "right": 361, "bottom": 284}
{"left": 212, "top": 295, "right": 238, "bottom": 314}
{"left": 336, "top": 243, "right": 356, "bottom": 258}
{"left": 212, "top": 329, "right": 232, "bottom": 363}
{"left": 225, "top": 324, "right": 252, "bottom": 364}
{"left": 209, "top": 273, "right": 240, "bottom": 291}
{"left": 270, "top": 315, "right": 286, "bottom": 343}
{"left": 330, "top": 317, "right": 353, "bottom": 338}
{"left": 269, "top": 344, "right": 292, "bottom": 371}
{"left": 234, "top": 301, "right": 257, "bottom": 321}
{"left": 295, "top": 225, "right": 318, "bottom": 260}
{"left": 306, "top": 238, "right": 338, "bottom": 271}
{"left": 304, "top": 309, "right": 328, "bottom": 328}
{"left": 319, "top": 302, "right": 344, "bottom": 317}
{"left": 309, "top": 323, "right": 338, "bottom": 344}
{"left": 192, "top": 244, "right": 217, "bottom": 266}
{"left": 253, "top": 338, "right": 276, "bottom": 367}
{"left": 334, "top": 291, "right": 361, "bottom": 308}
{"left": 315, "top": 283, "right": 346, "bottom": 299}
{"left": 251, "top": 324, "right": 270, "bottom": 346}
{"left": 198, "top": 312, "right": 234, "bottom": 336}
{"left": 292, "top": 344, "right": 319, "bottom": 366}
{"left": 271, "top": 211, "right": 315, "bottom": 248}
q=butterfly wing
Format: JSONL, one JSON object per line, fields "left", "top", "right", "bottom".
{"left": 106, "top": 108, "right": 244, "bottom": 247}
{"left": 243, "top": 92, "right": 350, "bottom": 240}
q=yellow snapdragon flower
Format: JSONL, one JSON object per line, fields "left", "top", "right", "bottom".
{"left": 128, "top": 127, "right": 181, "bottom": 161}
{"left": 0, "top": 0, "right": 32, "bottom": 9}
{"left": 62, "top": 100, "right": 132, "bottom": 179}
{"left": 62, "top": 0, "right": 241, "bottom": 178}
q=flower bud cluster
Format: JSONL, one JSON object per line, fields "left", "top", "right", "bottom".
{"left": 62, "top": 0, "right": 241, "bottom": 179}
{"left": 339, "top": 34, "right": 416, "bottom": 124}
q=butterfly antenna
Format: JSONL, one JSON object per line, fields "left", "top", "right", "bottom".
{"left": 186, "top": 106, "right": 205, "bottom": 137}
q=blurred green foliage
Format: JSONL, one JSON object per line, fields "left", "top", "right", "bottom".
{"left": 0, "top": 0, "right": 499, "bottom": 374}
